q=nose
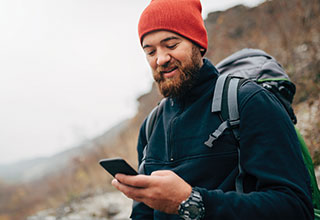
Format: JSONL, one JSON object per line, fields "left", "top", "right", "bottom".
{"left": 156, "top": 51, "right": 171, "bottom": 66}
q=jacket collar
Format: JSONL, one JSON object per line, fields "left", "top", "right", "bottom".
{"left": 172, "top": 58, "right": 219, "bottom": 105}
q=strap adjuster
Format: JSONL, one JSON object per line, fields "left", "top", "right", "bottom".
{"left": 228, "top": 119, "right": 240, "bottom": 128}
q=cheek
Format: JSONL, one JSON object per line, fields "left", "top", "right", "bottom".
{"left": 146, "top": 57, "right": 157, "bottom": 71}
{"left": 176, "top": 51, "right": 191, "bottom": 63}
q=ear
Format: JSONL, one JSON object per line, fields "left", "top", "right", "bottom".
{"left": 200, "top": 48, "right": 206, "bottom": 56}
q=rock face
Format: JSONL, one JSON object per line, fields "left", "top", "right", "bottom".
{"left": 295, "top": 99, "right": 320, "bottom": 165}
{"left": 27, "top": 191, "right": 132, "bottom": 220}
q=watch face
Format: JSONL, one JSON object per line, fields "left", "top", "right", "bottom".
{"left": 188, "top": 205, "right": 200, "bottom": 218}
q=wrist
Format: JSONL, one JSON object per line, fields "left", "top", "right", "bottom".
{"left": 174, "top": 184, "right": 192, "bottom": 214}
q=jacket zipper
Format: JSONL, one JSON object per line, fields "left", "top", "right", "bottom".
{"left": 168, "top": 99, "right": 184, "bottom": 162}
{"left": 169, "top": 117, "right": 177, "bottom": 161}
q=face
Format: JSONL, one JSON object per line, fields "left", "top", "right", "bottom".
{"left": 142, "top": 31, "right": 204, "bottom": 98}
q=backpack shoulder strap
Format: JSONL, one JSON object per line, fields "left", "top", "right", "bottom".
{"left": 205, "top": 75, "right": 243, "bottom": 147}
{"left": 205, "top": 74, "right": 248, "bottom": 193}
{"left": 225, "top": 77, "right": 249, "bottom": 193}
{"left": 145, "top": 105, "right": 160, "bottom": 143}
{"left": 139, "top": 98, "right": 166, "bottom": 174}
{"left": 145, "top": 98, "right": 166, "bottom": 143}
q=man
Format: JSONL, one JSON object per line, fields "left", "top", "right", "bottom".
{"left": 112, "top": 0, "right": 314, "bottom": 219}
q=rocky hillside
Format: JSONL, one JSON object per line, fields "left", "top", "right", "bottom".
{"left": 0, "top": 0, "right": 319, "bottom": 219}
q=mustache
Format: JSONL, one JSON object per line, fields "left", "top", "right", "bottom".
{"left": 154, "top": 60, "right": 182, "bottom": 79}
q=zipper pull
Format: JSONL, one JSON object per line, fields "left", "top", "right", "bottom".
{"left": 170, "top": 99, "right": 174, "bottom": 107}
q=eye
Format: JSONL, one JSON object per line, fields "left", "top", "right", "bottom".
{"left": 167, "top": 44, "right": 177, "bottom": 49}
{"left": 147, "top": 50, "right": 155, "bottom": 56}
{"left": 144, "top": 49, "right": 155, "bottom": 56}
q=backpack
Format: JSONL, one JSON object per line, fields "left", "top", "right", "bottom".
{"left": 143, "top": 48, "right": 320, "bottom": 218}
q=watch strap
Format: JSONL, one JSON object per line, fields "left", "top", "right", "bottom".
{"left": 178, "top": 188, "right": 205, "bottom": 220}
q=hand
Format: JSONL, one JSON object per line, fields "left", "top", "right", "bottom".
{"left": 111, "top": 170, "right": 192, "bottom": 214}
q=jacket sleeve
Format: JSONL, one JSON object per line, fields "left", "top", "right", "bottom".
{"left": 130, "top": 118, "right": 154, "bottom": 219}
{"left": 196, "top": 83, "right": 314, "bottom": 219}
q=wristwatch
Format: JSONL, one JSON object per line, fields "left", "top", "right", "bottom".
{"left": 178, "top": 188, "right": 205, "bottom": 220}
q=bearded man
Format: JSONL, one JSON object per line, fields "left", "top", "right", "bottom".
{"left": 112, "top": 0, "right": 314, "bottom": 219}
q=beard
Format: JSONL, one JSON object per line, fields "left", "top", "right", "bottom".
{"left": 152, "top": 45, "right": 202, "bottom": 99}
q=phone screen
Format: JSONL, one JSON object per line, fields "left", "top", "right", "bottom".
{"left": 99, "top": 158, "right": 138, "bottom": 177}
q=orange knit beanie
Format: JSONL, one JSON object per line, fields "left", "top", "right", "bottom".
{"left": 138, "top": 0, "right": 208, "bottom": 54}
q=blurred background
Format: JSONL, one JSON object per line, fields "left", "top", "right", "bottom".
{"left": 0, "top": 0, "right": 319, "bottom": 219}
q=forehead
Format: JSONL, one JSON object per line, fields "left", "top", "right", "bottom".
{"left": 142, "top": 30, "right": 186, "bottom": 47}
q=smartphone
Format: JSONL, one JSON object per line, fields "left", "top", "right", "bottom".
{"left": 99, "top": 157, "right": 138, "bottom": 177}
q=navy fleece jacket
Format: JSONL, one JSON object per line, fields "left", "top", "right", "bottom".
{"left": 131, "top": 59, "right": 313, "bottom": 219}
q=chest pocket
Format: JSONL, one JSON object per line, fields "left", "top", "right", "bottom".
{"left": 173, "top": 129, "right": 238, "bottom": 159}
{"left": 143, "top": 129, "right": 238, "bottom": 191}
{"left": 143, "top": 126, "right": 238, "bottom": 183}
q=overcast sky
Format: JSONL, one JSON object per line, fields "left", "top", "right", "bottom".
{"left": 0, "top": 0, "right": 264, "bottom": 165}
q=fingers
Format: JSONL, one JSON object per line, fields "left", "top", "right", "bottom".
{"left": 111, "top": 178, "right": 146, "bottom": 201}
{"left": 112, "top": 170, "right": 191, "bottom": 214}
{"left": 112, "top": 173, "right": 169, "bottom": 201}
{"left": 115, "top": 174, "right": 151, "bottom": 188}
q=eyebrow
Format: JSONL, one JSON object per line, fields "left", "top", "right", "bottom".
{"left": 142, "top": 36, "right": 181, "bottom": 49}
